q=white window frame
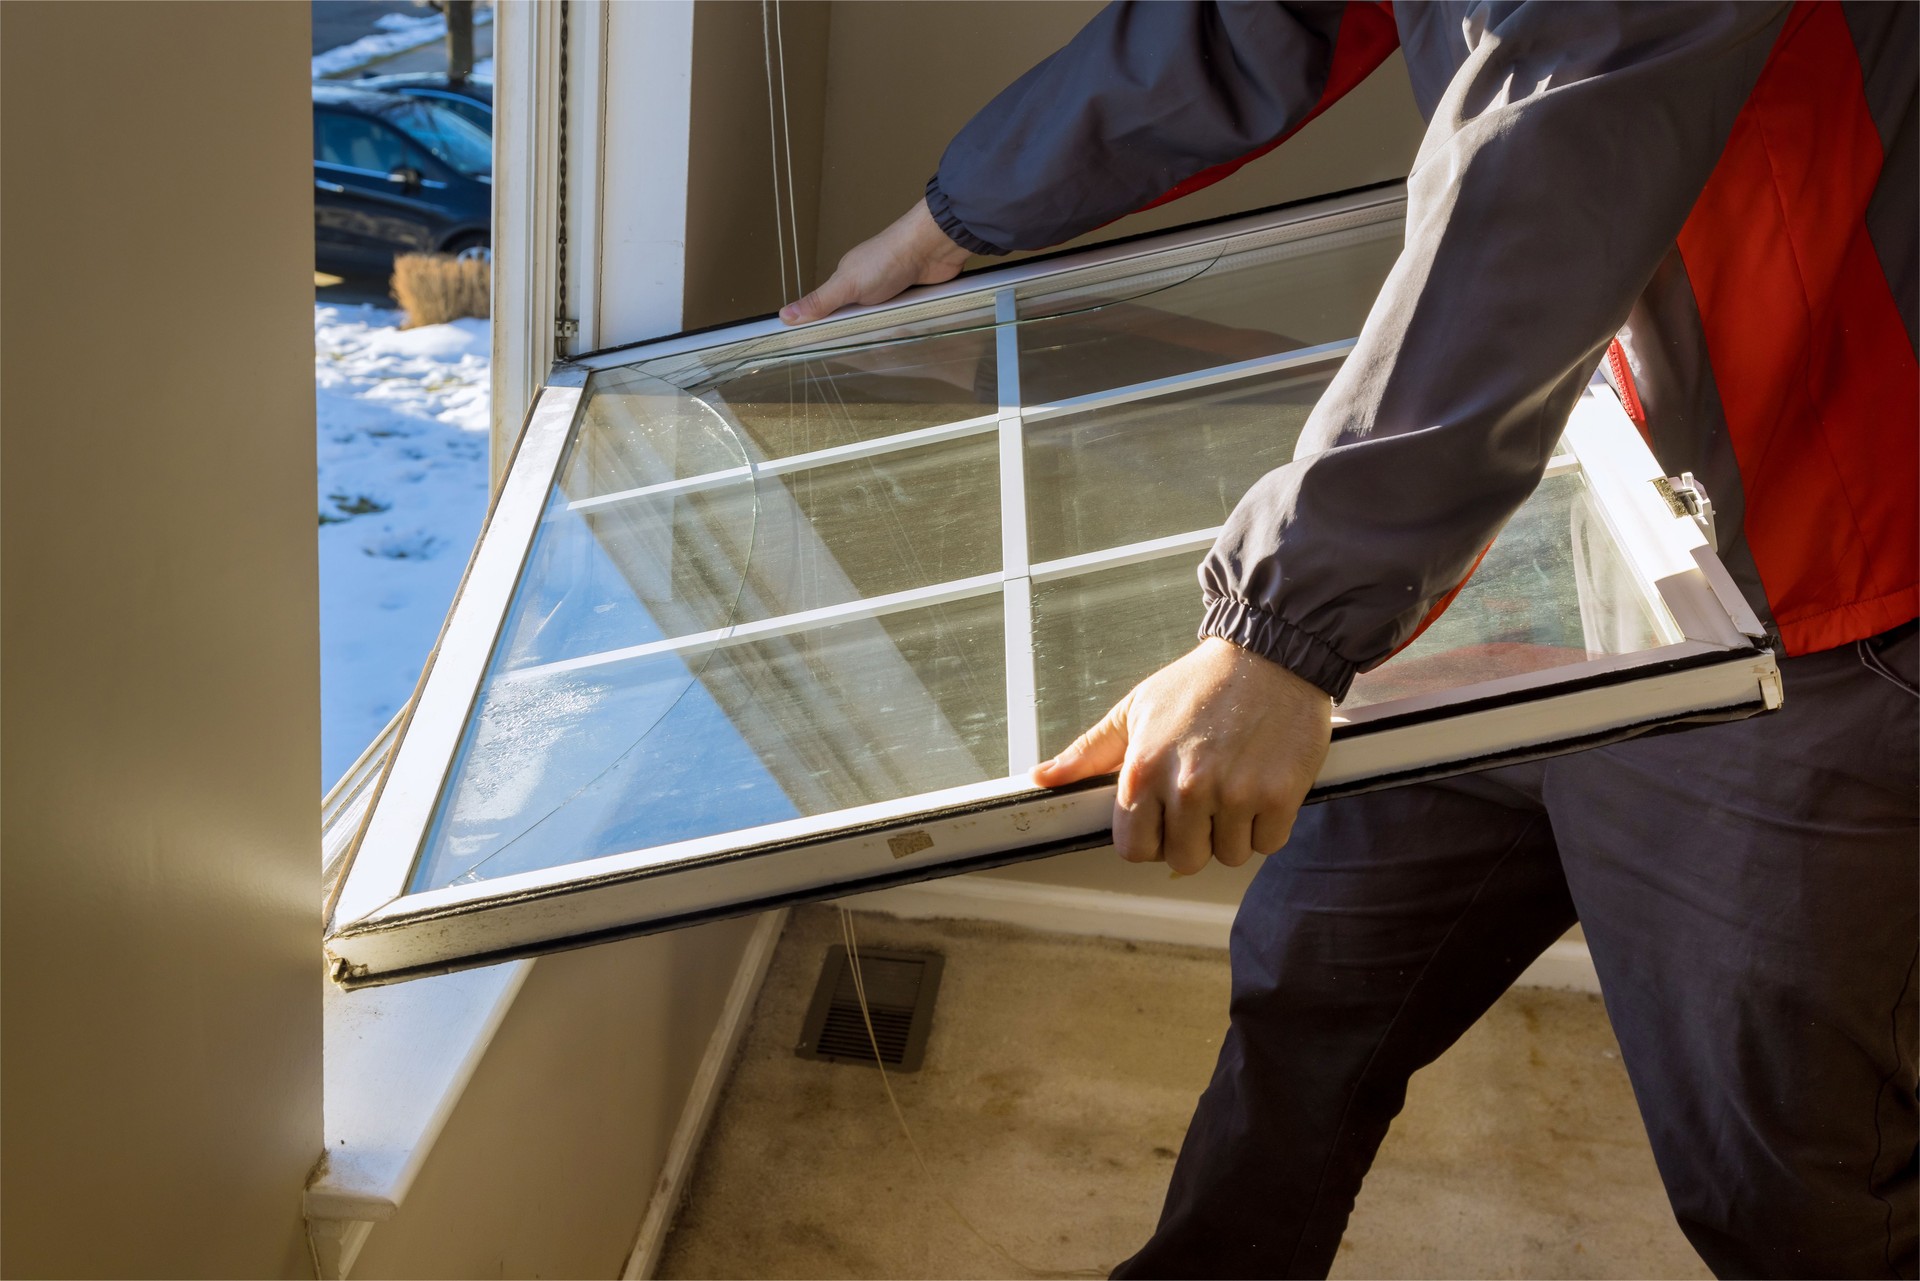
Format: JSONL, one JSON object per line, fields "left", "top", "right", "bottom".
{"left": 326, "top": 186, "right": 1779, "bottom": 988}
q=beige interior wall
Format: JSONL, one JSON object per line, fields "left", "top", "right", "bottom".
{"left": 811, "top": 2, "right": 1426, "bottom": 276}
{"left": 350, "top": 915, "right": 761, "bottom": 1279}
{"left": 683, "top": 1, "right": 1426, "bottom": 316}
{"left": 683, "top": 1, "right": 831, "bottom": 330}
{"left": 0, "top": 4, "right": 323, "bottom": 1276}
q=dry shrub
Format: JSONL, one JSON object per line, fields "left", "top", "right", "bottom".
{"left": 391, "top": 252, "right": 490, "bottom": 328}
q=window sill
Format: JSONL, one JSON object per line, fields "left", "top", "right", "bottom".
{"left": 308, "top": 720, "right": 533, "bottom": 1277}
{"left": 305, "top": 959, "right": 533, "bottom": 1222}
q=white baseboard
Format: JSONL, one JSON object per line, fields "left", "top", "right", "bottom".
{"left": 843, "top": 874, "right": 1600, "bottom": 995}
{"left": 622, "top": 908, "right": 789, "bottom": 1281}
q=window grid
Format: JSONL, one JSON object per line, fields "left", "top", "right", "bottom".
{"left": 996, "top": 288, "right": 1042, "bottom": 772}
{"left": 508, "top": 340, "right": 1588, "bottom": 697}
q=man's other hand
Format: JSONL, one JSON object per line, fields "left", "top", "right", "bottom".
{"left": 1030, "top": 638, "right": 1333, "bottom": 874}
{"left": 780, "top": 199, "right": 971, "bottom": 325}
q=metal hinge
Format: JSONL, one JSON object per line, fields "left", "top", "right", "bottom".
{"left": 554, "top": 317, "right": 578, "bottom": 341}
{"left": 1652, "top": 472, "right": 1716, "bottom": 552}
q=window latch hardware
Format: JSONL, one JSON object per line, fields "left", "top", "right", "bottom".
{"left": 1652, "top": 473, "right": 1716, "bottom": 552}
{"left": 555, "top": 318, "right": 579, "bottom": 341}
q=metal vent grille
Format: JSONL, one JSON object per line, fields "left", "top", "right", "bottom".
{"left": 796, "top": 945, "right": 943, "bottom": 1071}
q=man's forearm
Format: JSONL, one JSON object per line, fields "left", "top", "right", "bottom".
{"left": 930, "top": 1, "right": 1379, "bottom": 254}
{"left": 1198, "top": 2, "right": 1788, "bottom": 700}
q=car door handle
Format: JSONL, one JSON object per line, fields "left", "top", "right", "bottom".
{"left": 315, "top": 178, "right": 346, "bottom": 194}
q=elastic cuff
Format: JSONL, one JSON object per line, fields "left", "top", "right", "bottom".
{"left": 923, "top": 175, "right": 1006, "bottom": 257}
{"left": 1198, "top": 597, "right": 1357, "bottom": 702}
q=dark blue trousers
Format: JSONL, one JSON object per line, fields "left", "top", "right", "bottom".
{"left": 1115, "top": 624, "right": 1918, "bottom": 1280}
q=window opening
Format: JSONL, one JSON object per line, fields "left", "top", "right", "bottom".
{"left": 312, "top": 6, "right": 496, "bottom": 789}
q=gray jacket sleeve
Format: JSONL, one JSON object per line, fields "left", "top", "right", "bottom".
{"left": 927, "top": 1, "right": 1358, "bottom": 254}
{"left": 1196, "top": 2, "right": 1787, "bottom": 699}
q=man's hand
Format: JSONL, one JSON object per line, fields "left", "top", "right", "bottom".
{"left": 780, "top": 199, "right": 972, "bottom": 325}
{"left": 1030, "top": 638, "right": 1332, "bottom": 874}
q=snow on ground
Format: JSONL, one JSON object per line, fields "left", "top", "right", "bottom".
{"left": 312, "top": 11, "right": 447, "bottom": 79}
{"left": 316, "top": 303, "right": 491, "bottom": 786}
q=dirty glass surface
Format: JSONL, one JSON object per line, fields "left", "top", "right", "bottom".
{"left": 407, "top": 200, "right": 1681, "bottom": 893}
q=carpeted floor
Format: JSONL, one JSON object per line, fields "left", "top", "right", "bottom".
{"left": 657, "top": 905, "right": 1708, "bottom": 1280}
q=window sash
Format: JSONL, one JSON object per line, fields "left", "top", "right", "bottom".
{"left": 326, "top": 187, "right": 1777, "bottom": 987}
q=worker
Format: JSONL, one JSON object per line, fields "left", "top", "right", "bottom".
{"left": 782, "top": 3, "right": 1918, "bottom": 1277}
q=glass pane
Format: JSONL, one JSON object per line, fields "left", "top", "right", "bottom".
{"left": 504, "top": 431, "right": 1000, "bottom": 665}
{"left": 1015, "top": 216, "right": 1401, "bottom": 405}
{"left": 637, "top": 306, "right": 1001, "bottom": 465}
{"left": 1033, "top": 555, "right": 1196, "bottom": 759}
{"left": 1025, "top": 358, "right": 1342, "bottom": 564}
{"left": 1344, "top": 473, "right": 1667, "bottom": 707}
{"left": 415, "top": 593, "right": 1009, "bottom": 890}
{"left": 565, "top": 367, "right": 754, "bottom": 492}
{"left": 1032, "top": 472, "right": 1675, "bottom": 756}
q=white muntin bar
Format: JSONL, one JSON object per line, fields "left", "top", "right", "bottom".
{"left": 996, "top": 288, "right": 1042, "bottom": 773}
{"left": 493, "top": 571, "right": 1007, "bottom": 683}
{"left": 512, "top": 448, "right": 1600, "bottom": 694}
{"left": 1031, "top": 526, "right": 1226, "bottom": 584}
{"left": 566, "top": 464, "right": 754, "bottom": 511}
{"left": 560, "top": 338, "right": 1358, "bottom": 519}
{"left": 563, "top": 411, "right": 1003, "bottom": 513}
{"left": 485, "top": 521, "right": 1233, "bottom": 688}
{"left": 562, "top": 406, "right": 1581, "bottom": 523}
{"left": 1022, "top": 338, "right": 1356, "bottom": 424}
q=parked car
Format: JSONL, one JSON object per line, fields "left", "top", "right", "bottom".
{"left": 351, "top": 72, "right": 493, "bottom": 132}
{"left": 313, "top": 83, "right": 491, "bottom": 275}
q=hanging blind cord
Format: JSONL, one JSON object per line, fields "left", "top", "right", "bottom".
{"left": 772, "top": 0, "right": 805, "bottom": 299}
{"left": 760, "top": 0, "right": 792, "bottom": 305}
{"left": 1859, "top": 637, "right": 1919, "bottom": 697}
{"left": 761, "top": 15, "right": 1096, "bottom": 1273}
{"left": 555, "top": 0, "right": 571, "bottom": 345}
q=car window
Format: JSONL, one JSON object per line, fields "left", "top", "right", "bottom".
{"left": 438, "top": 97, "right": 492, "bottom": 131}
{"left": 382, "top": 100, "right": 491, "bottom": 178}
{"left": 401, "top": 88, "right": 492, "bottom": 131}
{"left": 316, "top": 111, "right": 416, "bottom": 175}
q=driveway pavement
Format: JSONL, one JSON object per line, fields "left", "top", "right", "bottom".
{"left": 312, "top": 1, "right": 422, "bottom": 62}
{"left": 312, "top": 0, "right": 494, "bottom": 80}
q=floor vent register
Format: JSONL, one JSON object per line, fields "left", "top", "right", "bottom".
{"left": 795, "top": 945, "right": 943, "bottom": 1071}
